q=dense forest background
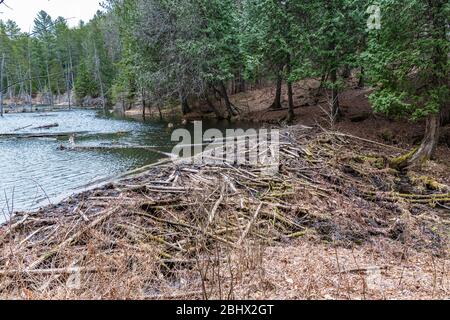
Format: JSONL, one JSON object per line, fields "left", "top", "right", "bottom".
{"left": 0, "top": 0, "right": 448, "bottom": 166}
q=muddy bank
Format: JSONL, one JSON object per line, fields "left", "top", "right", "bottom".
{"left": 0, "top": 125, "right": 448, "bottom": 299}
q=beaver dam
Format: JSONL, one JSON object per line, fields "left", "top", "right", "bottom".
{"left": 0, "top": 124, "right": 448, "bottom": 299}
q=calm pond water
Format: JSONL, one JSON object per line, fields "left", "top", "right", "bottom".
{"left": 0, "top": 108, "right": 256, "bottom": 221}
{"left": 0, "top": 109, "right": 175, "bottom": 219}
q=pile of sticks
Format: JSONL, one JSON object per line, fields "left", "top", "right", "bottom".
{"left": 0, "top": 124, "right": 448, "bottom": 298}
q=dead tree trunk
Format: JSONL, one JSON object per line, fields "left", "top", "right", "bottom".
{"left": 67, "top": 40, "right": 74, "bottom": 110}
{"left": 0, "top": 92, "right": 3, "bottom": 117}
{"left": 45, "top": 52, "right": 53, "bottom": 106}
{"left": 0, "top": 54, "right": 5, "bottom": 117}
{"left": 93, "top": 45, "right": 107, "bottom": 113}
{"left": 28, "top": 34, "right": 33, "bottom": 111}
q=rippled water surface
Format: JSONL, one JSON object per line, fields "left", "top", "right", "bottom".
{"left": 0, "top": 109, "right": 175, "bottom": 218}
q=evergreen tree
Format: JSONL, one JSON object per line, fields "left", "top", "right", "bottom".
{"left": 364, "top": 0, "right": 449, "bottom": 168}
{"left": 74, "top": 60, "right": 98, "bottom": 99}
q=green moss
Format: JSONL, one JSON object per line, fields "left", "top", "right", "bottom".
{"left": 389, "top": 147, "right": 419, "bottom": 170}
{"left": 414, "top": 175, "right": 447, "bottom": 192}
{"left": 354, "top": 155, "right": 386, "bottom": 169}
{"left": 381, "top": 129, "right": 394, "bottom": 142}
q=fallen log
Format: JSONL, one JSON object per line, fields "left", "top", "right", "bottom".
{"left": 68, "top": 145, "right": 162, "bottom": 152}
{"left": 13, "top": 124, "right": 32, "bottom": 131}
{"left": 0, "top": 130, "right": 133, "bottom": 140}
{"left": 0, "top": 131, "right": 89, "bottom": 139}
{"left": 32, "top": 123, "right": 59, "bottom": 130}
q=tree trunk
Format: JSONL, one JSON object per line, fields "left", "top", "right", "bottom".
{"left": 330, "top": 68, "right": 340, "bottom": 120}
{"left": 98, "top": 77, "right": 106, "bottom": 113}
{"left": 411, "top": 114, "right": 440, "bottom": 163}
{"left": 93, "top": 45, "right": 106, "bottom": 113}
{"left": 342, "top": 65, "right": 351, "bottom": 79}
{"left": 358, "top": 67, "right": 365, "bottom": 88}
{"left": 205, "top": 95, "right": 224, "bottom": 120}
{"left": 314, "top": 72, "right": 329, "bottom": 103}
{"left": 142, "top": 99, "right": 147, "bottom": 121}
{"left": 286, "top": 58, "right": 295, "bottom": 123}
{"left": 219, "top": 81, "right": 234, "bottom": 119}
{"left": 28, "top": 35, "right": 33, "bottom": 111}
{"left": 45, "top": 57, "right": 53, "bottom": 107}
{"left": 181, "top": 97, "right": 191, "bottom": 115}
{"left": 65, "top": 68, "right": 71, "bottom": 110}
{"left": 391, "top": 114, "right": 440, "bottom": 170}
{"left": 68, "top": 42, "right": 75, "bottom": 108}
{"left": 236, "top": 70, "right": 246, "bottom": 93}
{"left": 286, "top": 82, "right": 295, "bottom": 123}
{"left": 0, "top": 54, "right": 5, "bottom": 117}
{"left": 157, "top": 104, "right": 163, "bottom": 121}
{"left": 270, "top": 67, "right": 283, "bottom": 109}
{"left": 142, "top": 91, "right": 146, "bottom": 121}
{"left": 68, "top": 87, "right": 72, "bottom": 110}
{"left": 0, "top": 92, "right": 3, "bottom": 117}
{"left": 442, "top": 105, "right": 450, "bottom": 126}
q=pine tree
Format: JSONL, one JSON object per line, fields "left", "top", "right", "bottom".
{"left": 74, "top": 60, "right": 98, "bottom": 100}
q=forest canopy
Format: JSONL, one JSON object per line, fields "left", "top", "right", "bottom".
{"left": 0, "top": 0, "right": 448, "bottom": 167}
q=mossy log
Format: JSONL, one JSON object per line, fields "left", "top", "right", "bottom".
{"left": 363, "top": 191, "right": 450, "bottom": 204}
{"left": 389, "top": 147, "right": 419, "bottom": 171}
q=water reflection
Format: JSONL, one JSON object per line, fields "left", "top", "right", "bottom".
{"left": 0, "top": 108, "right": 256, "bottom": 220}
{"left": 0, "top": 109, "right": 172, "bottom": 217}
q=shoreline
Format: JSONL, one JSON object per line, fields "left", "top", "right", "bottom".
{"left": 0, "top": 124, "right": 448, "bottom": 299}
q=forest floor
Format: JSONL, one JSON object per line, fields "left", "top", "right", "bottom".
{"left": 1, "top": 80, "right": 449, "bottom": 300}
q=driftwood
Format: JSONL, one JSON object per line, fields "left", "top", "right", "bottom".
{"left": 32, "top": 123, "right": 59, "bottom": 130}
{"left": 68, "top": 145, "right": 166, "bottom": 155}
{"left": 13, "top": 124, "right": 32, "bottom": 131}
{"left": 0, "top": 130, "right": 131, "bottom": 140}
{"left": 0, "top": 131, "right": 89, "bottom": 139}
